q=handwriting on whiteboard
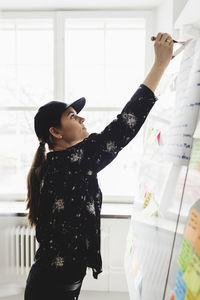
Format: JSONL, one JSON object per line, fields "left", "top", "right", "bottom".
{"left": 163, "top": 38, "right": 200, "bottom": 165}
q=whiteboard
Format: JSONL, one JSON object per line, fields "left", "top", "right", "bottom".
{"left": 124, "top": 36, "right": 200, "bottom": 300}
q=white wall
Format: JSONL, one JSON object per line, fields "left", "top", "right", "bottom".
{"left": 173, "top": 0, "right": 189, "bottom": 25}
{"left": 154, "top": 0, "right": 189, "bottom": 40}
{"left": 155, "top": 0, "right": 173, "bottom": 34}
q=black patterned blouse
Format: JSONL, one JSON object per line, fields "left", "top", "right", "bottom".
{"left": 34, "top": 83, "right": 158, "bottom": 281}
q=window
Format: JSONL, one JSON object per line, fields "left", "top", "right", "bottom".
{"left": 0, "top": 12, "right": 149, "bottom": 202}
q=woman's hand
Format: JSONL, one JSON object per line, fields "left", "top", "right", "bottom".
{"left": 153, "top": 32, "right": 174, "bottom": 69}
{"left": 142, "top": 32, "right": 174, "bottom": 93}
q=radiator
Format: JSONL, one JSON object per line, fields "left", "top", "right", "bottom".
{"left": 9, "top": 225, "right": 39, "bottom": 275}
{"left": 8, "top": 225, "right": 108, "bottom": 277}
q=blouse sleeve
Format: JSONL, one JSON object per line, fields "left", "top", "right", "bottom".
{"left": 72, "top": 83, "right": 158, "bottom": 174}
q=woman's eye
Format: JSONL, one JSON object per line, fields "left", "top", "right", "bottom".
{"left": 71, "top": 114, "right": 75, "bottom": 118}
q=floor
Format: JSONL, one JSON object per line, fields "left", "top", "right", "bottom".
{"left": 1, "top": 290, "right": 130, "bottom": 300}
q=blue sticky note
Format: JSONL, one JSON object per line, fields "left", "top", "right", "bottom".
{"left": 174, "top": 269, "right": 187, "bottom": 300}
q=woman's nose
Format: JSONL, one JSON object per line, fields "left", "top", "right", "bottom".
{"left": 80, "top": 116, "right": 85, "bottom": 123}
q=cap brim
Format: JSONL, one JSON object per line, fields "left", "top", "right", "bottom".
{"left": 68, "top": 97, "right": 86, "bottom": 114}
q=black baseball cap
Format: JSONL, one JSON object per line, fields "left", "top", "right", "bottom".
{"left": 34, "top": 97, "right": 86, "bottom": 141}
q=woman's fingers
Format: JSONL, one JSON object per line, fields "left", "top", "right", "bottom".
{"left": 156, "top": 32, "right": 163, "bottom": 42}
{"left": 153, "top": 32, "right": 174, "bottom": 68}
{"left": 160, "top": 33, "right": 171, "bottom": 43}
{"left": 155, "top": 32, "right": 173, "bottom": 44}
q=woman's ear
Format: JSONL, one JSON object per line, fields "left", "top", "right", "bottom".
{"left": 49, "top": 127, "right": 61, "bottom": 139}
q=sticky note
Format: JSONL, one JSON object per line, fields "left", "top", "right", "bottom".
{"left": 143, "top": 197, "right": 158, "bottom": 216}
{"left": 185, "top": 289, "right": 194, "bottom": 300}
{"left": 133, "top": 256, "right": 140, "bottom": 277}
{"left": 132, "top": 251, "right": 142, "bottom": 292}
{"left": 189, "top": 140, "right": 200, "bottom": 171}
{"left": 185, "top": 288, "right": 200, "bottom": 300}
{"left": 177, "top": 237, "right": 193, "bottom": 272}
{"left": 194, "top": 217, "right": 200, "bottom": 256}
{"left": 147, "top": 127, "right": 153, "bottom": 139}
{"left": 174, "top": 268, "right": 187, "bottom": 300}
{"left": 126, "top": 228, "right": 135, "bottom": 255}
{"left": 157, "top": 131, "right": 161, "bottom": 145}
{"left": 184, "top": 208, "right": 200, "bottom": 248}
{"left": 142, "top": 192, "right": 151, "bottom": 208}
{"left": 183, "top": 253, "right": 200, "bottom": 297}
{"left": 131, "top": 242, "right": 136, "bottom": 257}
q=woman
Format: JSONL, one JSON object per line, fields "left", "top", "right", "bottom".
{"left": 24, "top": 32, "right": 173, "bottom": 300}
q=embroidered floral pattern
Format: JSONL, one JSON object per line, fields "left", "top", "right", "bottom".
{"left": 51, "top": 255, "right": 65, "bottom": 267}
{"left": 86, "top": 202, "right": 95, "bottom": 215}
{"left": 105, "top": 141, "right": 118, "bottom": 153}
{"left": 52, "top": 198, "right": 65, "bottom": 213}
{"left": 121, "top": 112, "right": 137, "bottom": 129}
{"left": 70, "top": 149, "right": 84, "bottom": 163}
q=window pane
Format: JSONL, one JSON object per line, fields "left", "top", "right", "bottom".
{"left": 105, "top": 66, "right": 144, "bottom": 106}
{"left": 0, "top": 110, "right": 38, "bottom": 194}
{"left": 105, "top": 29, "right": 145, "bottom": 65}
{"left": 66, "top": 29, "right": 104, "bottom": 65}
{"left": 0, "top": 66, "right": 17, "bottom": 104}
{"left": 0, "top": 30, "right": 15, "bottom": 64}
{"left": 65, "top": 18, "right": 145, "bottom": 107}
{"left": 17, "top": 30, "right": 53, "bottom": 65}
{"left": 66, "top": 65, "right": 104, "bottom": 106}
{"left": 0, "top": 19, "right": 53, "bottom": 107}
{"left": 17, "top": 66, "right": 53, "bottom": 106}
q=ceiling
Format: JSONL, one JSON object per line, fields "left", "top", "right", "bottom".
{"left": 0, "top": 0, "right": 165, "bottom": 10}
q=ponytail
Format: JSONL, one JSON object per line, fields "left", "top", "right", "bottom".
{"left": 25, "top": 141, "right": 46, "bottom": 227}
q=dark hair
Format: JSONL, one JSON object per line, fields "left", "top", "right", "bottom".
{"left": 25, "top": 129, "right": 59, "bottom": 227}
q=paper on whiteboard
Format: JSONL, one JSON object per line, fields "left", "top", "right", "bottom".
{"left": 162, "top": 38, "right": 200, "bottom": 165}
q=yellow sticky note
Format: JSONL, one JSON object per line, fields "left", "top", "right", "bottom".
{"left": 184, "top": 208, "right": 200, "bottom": 248}
{"left": 142, "top": 192, "right": 151, "bottom": 208}
{"left": 185, "top": 288, "right": 200, "bottom": 300}
{"left": 183, "top": 253, "right": 200, "bottom": 297}
{"left": 189, "top": 140, "right": 200, "bottom": 171}
{"left": 177, "top": 237, "right": 193, "bottom": 272}
{"left": 143, "top": 198, "right": 159, "bottom": 216}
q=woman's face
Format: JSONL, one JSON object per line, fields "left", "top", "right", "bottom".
{"left": 49, "top": 106, "right": 89, "bottom": 150}
{"left": 60, "top": 106, "right": 89, "bottom": 143}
